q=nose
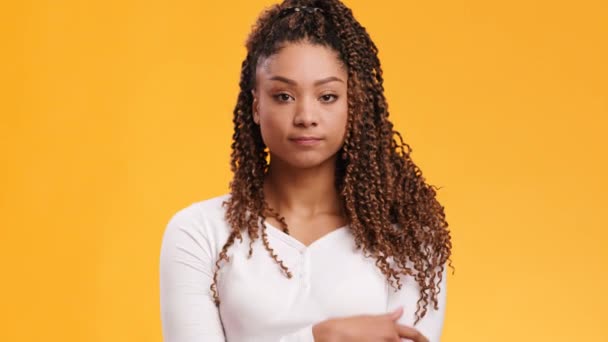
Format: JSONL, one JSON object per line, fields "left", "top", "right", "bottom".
{"left": 293, "top": 96, "right": 318, "bottom": 127}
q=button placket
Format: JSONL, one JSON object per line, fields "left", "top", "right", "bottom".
{"left": 301, "top": 250, "right": 311, "bottom": 289}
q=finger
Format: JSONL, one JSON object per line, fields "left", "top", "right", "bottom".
{"left": 395, "top": 324, "right": 429, "bottom": 342}
{"left": 385, "top": 306, "right": 404, "bottom": 320}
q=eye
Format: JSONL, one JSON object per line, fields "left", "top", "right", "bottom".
{"left": 319, "top": 94, "right": 338, "bottom": 103}
{"left": 273, "top": 93, "right": 294, "bottom": 103}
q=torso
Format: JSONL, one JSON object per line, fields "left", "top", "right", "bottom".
{"left": 160, "top": 193, "right": 448, "bottom": 342}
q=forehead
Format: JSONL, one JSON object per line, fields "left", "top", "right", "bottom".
{"left": 256, "top": 42, "right": 347, "bottom": 83}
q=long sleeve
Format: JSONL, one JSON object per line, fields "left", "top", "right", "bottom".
{"left": 160, "top": 206, "right": 226, "bottom": 342}
{"left": 387, "top": 265, "right": 448, "bottom": 342}
{"left": 159, "top": 205, "right": 316, "bottom": 342}
{"left": 277, "top": 325, "right": 315, "bottom": 342}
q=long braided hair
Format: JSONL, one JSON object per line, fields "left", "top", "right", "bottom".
{"left": 211, "top": 0, "right": 454, "bottom": 324}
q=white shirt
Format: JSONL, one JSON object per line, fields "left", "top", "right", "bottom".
{"left": 160, "top": 194, "right": 447, "bottom": 342}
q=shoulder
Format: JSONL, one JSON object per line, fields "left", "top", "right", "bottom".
{"left": 162, "top": 193, "right": 232, "bottom": 249}
{"left": 167, "top": 193, "right": 231, "bottom": 225}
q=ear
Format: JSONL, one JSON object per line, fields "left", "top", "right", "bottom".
{"left": 251, "top": 89, "right": 260, "bottom": 125}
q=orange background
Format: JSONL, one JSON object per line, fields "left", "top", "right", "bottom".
{"left": 1, "top": 0, "right": 606, "bottom": 341}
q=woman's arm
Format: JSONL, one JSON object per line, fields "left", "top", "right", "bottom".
{"left": 386, "top": 265, "right": 448, "bottom": 342}
{"left": 160, "top": 205, "right": 317, "bottom": 342}
{"left": 160, "top": 207, "right": 226, "bottom": 342}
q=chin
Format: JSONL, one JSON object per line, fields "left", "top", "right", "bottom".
{"left": 280, "top": 153, "right": 336, "bottom": 170}
{"left": 268, "top": 145, "right": 341, "bottom": 170}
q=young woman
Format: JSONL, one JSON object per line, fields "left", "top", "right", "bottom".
{"left": 160, "top": 1, "right": 454, "bottom": 341}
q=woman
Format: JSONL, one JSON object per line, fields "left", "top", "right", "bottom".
{"left": 160, "top": 0, "right": 454, "bottom": 341}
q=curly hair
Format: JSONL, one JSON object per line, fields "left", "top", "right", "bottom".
{"left": 210, "top": 0, "right": 454, "bottom": 324}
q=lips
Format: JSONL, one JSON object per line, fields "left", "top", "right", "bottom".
{"left": 290, "top": 136, "right": 323, "bottom": 146}
{"left": 291, "top": 136, "right": 322, "bottom": 141}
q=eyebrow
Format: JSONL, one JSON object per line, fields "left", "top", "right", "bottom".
{"left": 267, "top": 75, "right": 344, "bottom": 86}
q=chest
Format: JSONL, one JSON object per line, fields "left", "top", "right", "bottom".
{"left": 215, "top": 226, "right": 389, "bottom": 338}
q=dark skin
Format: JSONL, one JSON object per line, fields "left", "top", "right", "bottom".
{"left": 251, "top": 41, "right": 429, "bottom": 342}
{"left": 313, "top": 307, "right": 429, "bottom": 342}
{"left": 252, "top": 41, "right": 349, "bottom": 246}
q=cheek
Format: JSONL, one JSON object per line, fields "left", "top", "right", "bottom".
{"left": 258, "top": 97, "right": 290, "bottom": 126}
{"left": 330, "top": 104, "right": 349, "bottom": 138}
{"left": 258, "top": 111, "right": 290, "bottom": 145}
{"left": 261, "top": 106, "right": 290, "bottom": 126}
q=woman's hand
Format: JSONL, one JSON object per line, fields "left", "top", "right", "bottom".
{"left": 311, "top": 306, "right": 429, "bottom": 342}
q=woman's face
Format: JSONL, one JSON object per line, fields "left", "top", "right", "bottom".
{"left": 252, "top": 41, "right": 349, "bottom": 170}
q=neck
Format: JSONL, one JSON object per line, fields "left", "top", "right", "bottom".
{"left": 263, "top": 156, "right": 343, "bottom": 218}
